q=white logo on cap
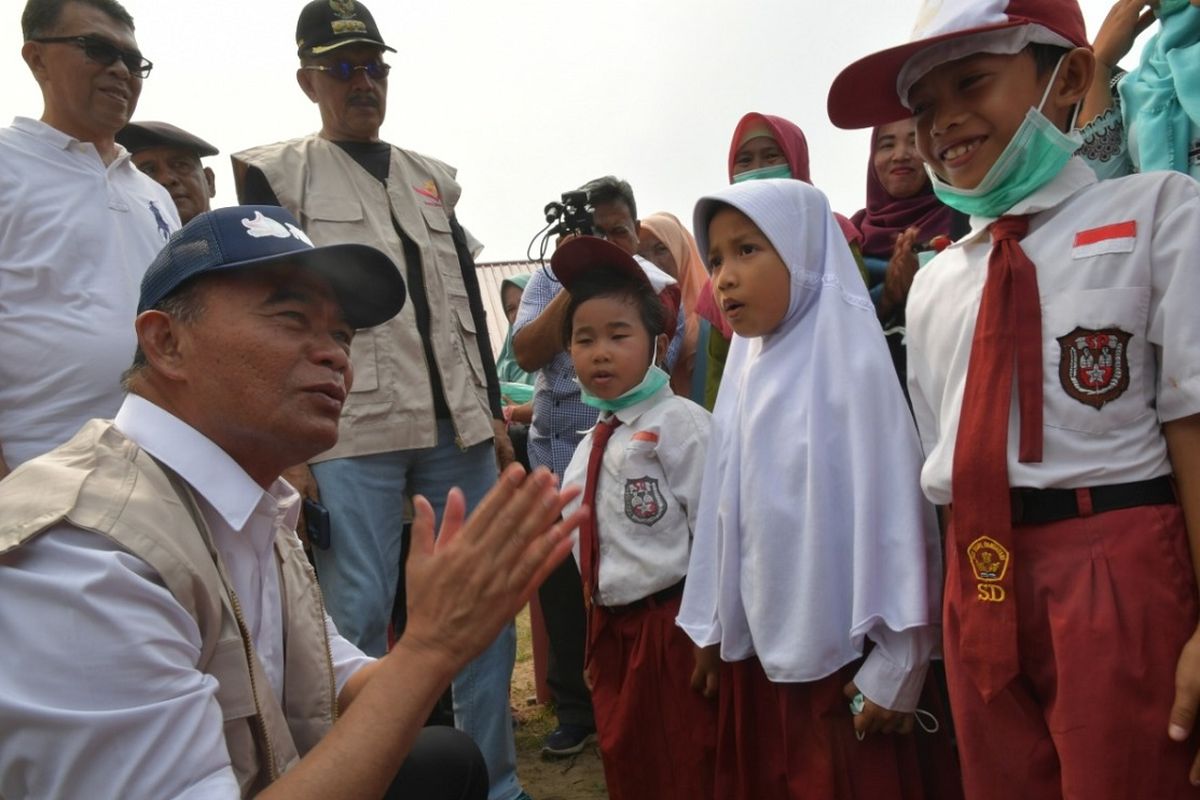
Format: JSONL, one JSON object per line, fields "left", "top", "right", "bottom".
{"left": 241, "top": 211, "right": 314, "bottom": 247}
{"left": 911, "top": 0, "right": 1007, "bottom": 39}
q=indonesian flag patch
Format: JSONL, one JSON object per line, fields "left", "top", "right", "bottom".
{"left": 1071, "top": 221, "right": 1136, "bottom": 259}
{"left": 1056, "top": 327, "right": 1133, "bottom": 409}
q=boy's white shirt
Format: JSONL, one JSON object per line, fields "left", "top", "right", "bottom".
{"left": 906, "top": 157, "right": 1200, "bottom": 506}
{"left": 562, "top": 384, "right": 709, "bottom": 607}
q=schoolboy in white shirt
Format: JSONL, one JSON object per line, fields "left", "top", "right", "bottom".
{"left": 829, "top": 1, "right": 1200, "bottom": 797}
{"left": 553, "top": 237, "right": 716, "bottom": 800}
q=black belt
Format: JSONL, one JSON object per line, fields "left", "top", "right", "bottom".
{"left": 600, "top": 579, "right": 685, "bottom": 615}
{"left": 1010, "top": 476, "right": 1175, "bottom": 526}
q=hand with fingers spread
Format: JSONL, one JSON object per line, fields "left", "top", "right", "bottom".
{"left": 399, "top": 464, "right": 585, "bottom": 672}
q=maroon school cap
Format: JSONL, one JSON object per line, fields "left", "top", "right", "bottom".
{"left": 827, "top": 0, "right": 1088, "bottom": 129}
{"left": 550, "top": 236, "right": 653, "bottom": 293}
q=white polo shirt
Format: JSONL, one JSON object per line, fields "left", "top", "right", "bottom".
{"left": 0, "top": 117, "right": 179, "bottom": 469}
{"left": 562, "top": 385, "right": 710, "bottom": 607}
{"left": 906, "top": 159, "right": 1200, "bottom": 505}
{"left": 0, "top": 395, "right": 372, "bottom": 799}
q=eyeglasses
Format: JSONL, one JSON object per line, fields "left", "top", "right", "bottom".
{"left": 302, "top": 61, "right": 390, "bottom": 82}
{"left": 33, "top": 35, "right": 153, "bottom": 77}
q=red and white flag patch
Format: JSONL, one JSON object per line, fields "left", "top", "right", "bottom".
{"left": 1071, "top": 221, "right": 1136, "bottom": 259}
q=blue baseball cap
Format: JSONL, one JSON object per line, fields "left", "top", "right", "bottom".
{"left": 139, "top": 205, "right": 405, "bottom": 329}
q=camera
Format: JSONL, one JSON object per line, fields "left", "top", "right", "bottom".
{"left": 543, "top": 190, "right": 594, "bottom": 238}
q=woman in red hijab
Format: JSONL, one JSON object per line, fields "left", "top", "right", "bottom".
{"left": 695, "top": 112, "right": 866, "bottom": 409}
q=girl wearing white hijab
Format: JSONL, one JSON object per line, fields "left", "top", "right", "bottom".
{"left": 677, "top": 179, "right": 942, "bottom": 799}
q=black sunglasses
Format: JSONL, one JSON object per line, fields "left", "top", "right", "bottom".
{"left": 33, "top": 35, "right": 152, "bottom": 77}
{"left": 302, "top": 61, "right": 390, "bottom": 82}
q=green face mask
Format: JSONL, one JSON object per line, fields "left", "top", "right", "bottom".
{"left": 732, "top": 163, "right": 792, "bottom": 183}
{"left": 579, "top": 364, "right": 670, "bottom": 412}
{"left": 929, "top": 56, "right": 1082, "bottom": 217}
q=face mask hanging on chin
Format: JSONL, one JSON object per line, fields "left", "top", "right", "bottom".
{"left": 579, "top": 342, "right": 670, "bottom": 412}
{"left": 928, "top": 55, "right": 1083, "bottom": 218}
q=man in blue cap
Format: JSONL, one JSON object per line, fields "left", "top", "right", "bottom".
{"left": 0, "top": 205, "right": 584, "bottom": 800}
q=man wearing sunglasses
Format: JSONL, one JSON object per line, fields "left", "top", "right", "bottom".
{"left": 0, "top": 0, "right": 178, "bottom": 481}
{"left": 233, "top": 3, "right": 528, "bottom": 800}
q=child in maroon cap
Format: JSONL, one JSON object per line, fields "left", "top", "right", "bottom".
{"left": 830, "top": 1, "right": 1200, "bottom": 797}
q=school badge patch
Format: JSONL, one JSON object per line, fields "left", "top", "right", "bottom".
{"left": 967, "top": 536, "right": 1009, "bottom": 603}
{"left": 1056, "top": 327, "right": 1133, "bottom": 409}
{"left": 624, "top": 477, "right": 667, "bottom": 526}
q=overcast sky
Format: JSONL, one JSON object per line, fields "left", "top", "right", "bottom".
{"left": 1, "top": 0, "right": 1146, "bottom": 262}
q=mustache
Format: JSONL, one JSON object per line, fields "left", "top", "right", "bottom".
{"left": 347, "top": 93, "right": 380, "bottom": 107}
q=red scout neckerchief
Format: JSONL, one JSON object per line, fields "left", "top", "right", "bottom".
{"left": 951, "top": 214, "right": 1042, "bottom": 701}
{"left": 579, "top": 416, "right": 622, "bottom": 666}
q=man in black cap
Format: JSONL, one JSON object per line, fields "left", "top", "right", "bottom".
{"left": 233, "top": 4, "right": 527, "bottom": 798}
{"left": 0, "top": 204, "right": 584, "bottom": 799}
{"left": 118, "top": 120, "right": 218, "bottom": 224}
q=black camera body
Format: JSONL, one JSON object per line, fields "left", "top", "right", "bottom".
{"left": 543, "top": 190, "right": 594, "bottom": 238}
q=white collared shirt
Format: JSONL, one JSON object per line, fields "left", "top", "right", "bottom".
{"left": 0, "top": 117, "right": 179, "bottom": 469}
{"left": 0, "top": 395, "right": 371, "bottom": 799}
{"left": 562, "top": 386, "right": 710, "bottom": 607}
{"left": 906, "top": 159, "right": 1200, "bottom": 505}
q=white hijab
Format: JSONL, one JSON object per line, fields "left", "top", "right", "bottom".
{"left": 677, "top": 179, "right": 940, "bottom": 682}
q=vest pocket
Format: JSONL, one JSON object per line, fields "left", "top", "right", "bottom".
{"left": 348, "top": 328, "right": 380, "bottom": 393}
{"left": 454, "top": 306, "right": 486, "bottom": 388}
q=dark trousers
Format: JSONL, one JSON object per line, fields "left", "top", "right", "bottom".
{"left": 385, "top": 726, "right": 489, "bottom": 800}
{"left": 537, "top": 556, "right": 595, "bottom": 729}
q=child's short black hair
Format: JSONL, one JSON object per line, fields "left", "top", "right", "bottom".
{"left": 1027, "top": 43, "right": 1071, "bottom": 76}
{"left": 562, "top": 273, "right": 666, "bottom": 348}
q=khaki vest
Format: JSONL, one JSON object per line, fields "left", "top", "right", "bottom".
{"left": 0, "top": 421, "right": 338, "bottom": 797}
{"left": 232, "top": 135, "right": 494, "bottom": 460}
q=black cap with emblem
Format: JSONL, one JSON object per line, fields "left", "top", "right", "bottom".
{"left": 295, "top": 0, "right": 396, "bottom": 57}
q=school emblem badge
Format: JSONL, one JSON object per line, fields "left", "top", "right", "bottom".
{"left": 967, "top": 536, "right": 1009, "bottom": 582}
{"left": 624, "top": 477, "right": 667, "bottom": 526}
{"left": 1056, "top": 327, "right": 1133, "bottom": 409}
{"left": 967, "top": 536, "right": 1010, "bottom": 603}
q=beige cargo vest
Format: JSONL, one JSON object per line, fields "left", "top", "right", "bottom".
{"left": 0, "top": 421, "right": 338, "bottom": 797}
{"left": 232, "top": 135, "right": 494, "bottom": 461}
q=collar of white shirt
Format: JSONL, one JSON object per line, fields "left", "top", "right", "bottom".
{"left": 604, "top": 383, "right": 673, "bottom": 428}
{"left": 962, "top": 157, "right": 1099, "bottom": 243}
{"left": 113, "top": 393, "right": 299, "bottom": 533}
{"left": 11, "top": 115, "right": 133, "bottom": 162}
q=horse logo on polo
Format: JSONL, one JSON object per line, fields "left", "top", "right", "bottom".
{"left": 624, "top": 476, "right": 667, "bottom": 526}
{"left": 1056, "top": 327, "right": 1133, "bottom": 409}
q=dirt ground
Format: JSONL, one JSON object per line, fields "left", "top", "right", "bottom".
{"left": 512, "top": 606, "right": 609, "bottom": 800}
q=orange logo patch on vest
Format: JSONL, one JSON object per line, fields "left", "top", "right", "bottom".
{"left": 1056, "top": 327, "right": 1133, "bottom": 409}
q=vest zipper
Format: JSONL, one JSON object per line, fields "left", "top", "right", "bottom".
{"left": 226, "top": 586, "right": 281, "bottom": 784}
{"left": 313, "top": 574, "right": 339, "bottom": 723}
